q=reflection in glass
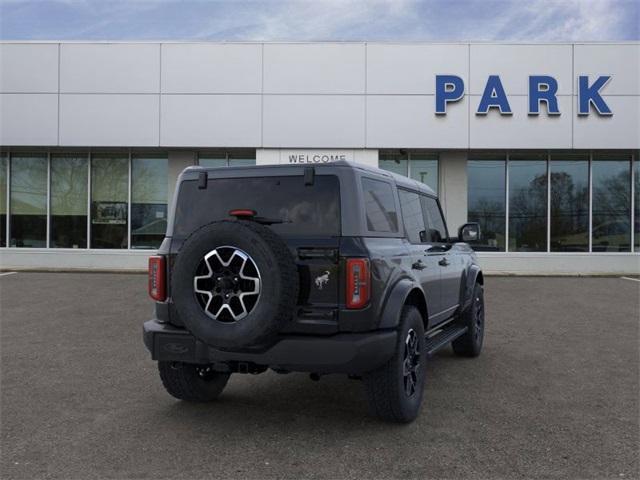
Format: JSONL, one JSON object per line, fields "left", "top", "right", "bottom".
{"left": 379, "top": 151, "right": 408, "bottom": 176}
{"left": 10, "top": 154, "right": 47, "bottom": 247}
{"left": 228, "top": 150, "right": 256, "bottom": 166}
{"left": 592, "top": 156, "right": 631, "bottom": 252}
{"left": 361, "top": 178, "right": 398, "bottom": 233}
{"left": 635, "top": 159, "right": 639, "bottom": 251}
{"left": 50, "top": 155, "right": 88, "bottom": 248}
{"left": 421, "top": 196, "right": 448, "bottom": 242}
{"left": 0, "top": 155, "right": 6, "bottom": 247}
{"left": 199, "top": 154, "right": 227, "bottom": 168}
{"left": 91, "top": 155, "right": 128, "bottom": 249}
{"left": 410, "top": 154, "right": 438, "bottom": 194}
{"left": 199, "top": 151, "right": 256, "bottom": 168}
{"left": 468, "top": 159, "right": 506, "bottom": 251}
{"left": 174, "top": 176, "right": 341, "bottom": 238}
{"left": 508, "top": 156, "right": 547, "bottom": 252}
{"left": 550, "top": 157, "right": 589, "bottom": 252}
{"left": 398, "top": 189, "right": 425, "bottom": 243}
{"left": 131, "top": 156, "right": 168, "bottom": 249}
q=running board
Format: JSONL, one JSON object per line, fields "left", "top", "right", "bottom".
{"left": 424, "top": 325, "right": 468, "bottom": 357}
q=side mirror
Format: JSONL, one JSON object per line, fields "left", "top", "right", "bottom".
{"left": 458, "top": 223, "right": 481, "bottom": 243}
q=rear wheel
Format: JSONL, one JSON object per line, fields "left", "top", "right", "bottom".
{"left": 158, "top": 361, "right": 230, "bottom": 402}
{"left": 363, "top": 305, "right": 427, "bottom": 423}
{"left": 452, "top": 283, "right": 484, "bottom": 357}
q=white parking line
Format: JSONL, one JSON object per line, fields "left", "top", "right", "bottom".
{"left": 0, "top": 271, "right": 18, "bottom": 277}
{"left": 620, "top": 276, "right": 640, "bottom": 283}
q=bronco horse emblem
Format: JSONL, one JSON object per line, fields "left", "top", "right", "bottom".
{"left": 314, "top": 271, "right": 330, "bottom": 290}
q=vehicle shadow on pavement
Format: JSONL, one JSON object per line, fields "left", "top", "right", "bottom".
{"left": 153, "top": 350, "right": 462, "bottom": 430}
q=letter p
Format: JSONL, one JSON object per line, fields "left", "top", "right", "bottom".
{"left": 435, "top": 75, "right": 464, "bottom": 115}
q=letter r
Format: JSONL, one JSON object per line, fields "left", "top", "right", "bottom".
{"left": 529, "top": 76, "right": 560, "bottom": 115}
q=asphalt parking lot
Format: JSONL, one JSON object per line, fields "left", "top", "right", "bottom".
{"left": 1, "top": 273, "right": 638, "bottom": 480}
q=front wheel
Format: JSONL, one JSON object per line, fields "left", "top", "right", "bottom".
{"left": 452, "top": 282, "right": 485, "bottom": 357}
{"left": 158, "top": 361, "right": 230, "bottom": 402}
{"left": 363, "top": 305, "right": 427, "bottom": 423}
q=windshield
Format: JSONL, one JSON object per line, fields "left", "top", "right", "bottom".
{"left": 173, "top": 174, "right": 341, "bottom": 238}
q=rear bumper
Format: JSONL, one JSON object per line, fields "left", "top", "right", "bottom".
{"left": 143, "top": 319, "right": 397, "bottom": 374}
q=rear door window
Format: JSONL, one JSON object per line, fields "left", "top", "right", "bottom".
{"left": 398, "top": 189, "right": 426, "bottom": 243}
{"left": 420, "top": 195, "right": 448, "bottom": 243}
{"left": 173, "top": 175, "right": 340, "bottom": 238}
{"left": 361, "top": 177, "right": 398, "bottom": 233}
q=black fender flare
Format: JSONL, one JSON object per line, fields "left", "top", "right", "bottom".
{"left": 378, "top": 278, "right": 427, "bottom": 329}
{"left": 460, "top": 265, "right": 483, "bottom": 312}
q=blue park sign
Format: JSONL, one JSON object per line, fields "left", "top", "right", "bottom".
{"left": 435, "top": 75, "right": 613, "bottom": 116}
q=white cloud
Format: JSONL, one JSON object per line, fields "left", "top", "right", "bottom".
{"left": 192, "top": 0, "right": 636, "bottom": 42}
{"left": 0, "top": 0, "right": 636, "bottom": 41}
{"left": 194, "top": 0, "right": 416, "bottom": 41}
{"left": 494, "top": 0, "right": 631, "bottom": 41}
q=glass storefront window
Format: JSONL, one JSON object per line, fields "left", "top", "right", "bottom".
{"left": 228, "top": 150, "right": 256, "bottom": 166}
{"left": 508, "top": 154, "right": 548, "bottom": 252}
{"left": 410, "top": 154, "right": 438, "bottom": 193}
{"left": 0, "top": 154, "right": 7, "bottom": 247}
{"left": 199, "top": 150, "right": 256, "bottom": 167}
{"left": 550, "top": 154, "right": 589, "bottom": 252}
{"left": 10, "top": 154, "right": 47, "bottom": 248}
{"left": 468, "top": 158, "right": 506, "bottom": 251}
{"left": 131, "top": 155, "right": 168, "bottom": 249}
{"left": 91, "top": 154, "right": 128, "bottom": 249}
{"left": 379, "top": 151, "right": 439, "bottom": 194}
{"left": 50, "top": 154, "right": 88, "bottom": 248}
{"left": 379, "top": 150, "right": 408, "bottom": 176}
{"left": 199, "top": 153, "right": 227, "bottom": 168}
{"left": 634, "top": 157, "right": 639, "bottom": 251}
{"left": 592, "top": 154, "right": 631, "bottom": 252}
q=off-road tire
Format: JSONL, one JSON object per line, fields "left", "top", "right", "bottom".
{"left": 158, "top": 361, "right": 230, "bottom": 402}
{"left": 363, "top": 305, "right": 427, "bottom": 423}
{"left": 452, "top": 282, "right": 484, "bottom": 357}
{"left": 171, "top": 220, "right": 299, "bottom": 350}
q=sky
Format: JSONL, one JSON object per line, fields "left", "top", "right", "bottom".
{"left": 0, "top": 0, "right": 638, "bottom": 42}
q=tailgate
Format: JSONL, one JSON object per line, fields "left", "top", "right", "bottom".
{"left": 282, "top": 237, "right": 340, "bottom": 334}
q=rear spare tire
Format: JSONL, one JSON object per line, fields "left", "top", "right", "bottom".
{"left": 172, "top": 220, "right": 299, "bottom": 349}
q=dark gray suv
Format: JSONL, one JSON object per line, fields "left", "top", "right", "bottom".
{"left": 143, "top": 161, "right": 485, "bottom": 423}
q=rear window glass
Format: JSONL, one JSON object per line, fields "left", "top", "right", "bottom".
{"left": 361, "top": 177, "right": 398, "bottom": 233}
{"left": 173, "top": 175, "right": 340, "bottom": 237}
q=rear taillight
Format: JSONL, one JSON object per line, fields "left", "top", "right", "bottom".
{"left": 148, "top": 256, "right": 166, "bottom": 302}
{"left": 346, "top": 258, "right": 370, "bottom": 309}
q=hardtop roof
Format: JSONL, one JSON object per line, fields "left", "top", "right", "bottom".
{"left": 185, "top": 160, "right": 437, "bottom": 197}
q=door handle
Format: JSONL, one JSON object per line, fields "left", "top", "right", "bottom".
{"left": 438, "top": 257, "right": 450, "bottom": 267}
{"left": 412, "top": 260, "right": 426, "bottom": 270}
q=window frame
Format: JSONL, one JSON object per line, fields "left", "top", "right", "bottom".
{"left": 397, "top": 187, "right": 427, "bottom": 245}
{"left": 197, "top": 149, "right": 256, "bottom": 167}
{"left": 9, "top": 152, "right": 49, "bottom": 248}
{"left": 360, "top": 175, "right": 402, "bottom": 237}
{"left": 49, "top": 153, "right": 89, "bottom": 249}
{"left": 378, "top": 150, "right": 439, "bottom": 194}
{"left": 130, "top": 153, "right": 169, "bottom": 250}
{"left": 468, "top": 150, "right": 638, "bottom": 254}
{"left": 420, "top": 193, "right": 450, "bottom": 245}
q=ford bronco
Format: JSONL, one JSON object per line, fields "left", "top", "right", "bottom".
{"left": 143, "top": 161, "right": 485, "bottom": 423}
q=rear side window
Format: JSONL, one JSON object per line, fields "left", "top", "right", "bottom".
{"left": 398, "top": 189, "right": 426, "bottom": 243}
{"left": 173, "top": 175, "right": 340, "bottom": 238}
{"left": 361, "top": 177, "right": 398, "bottom": 233}
{"left": 420, "top": 196, "right": 448, "bottom": 243}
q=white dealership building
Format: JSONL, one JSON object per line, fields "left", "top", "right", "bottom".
{"left": 0, "top": 41, "right": 638, "bottom": 274}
